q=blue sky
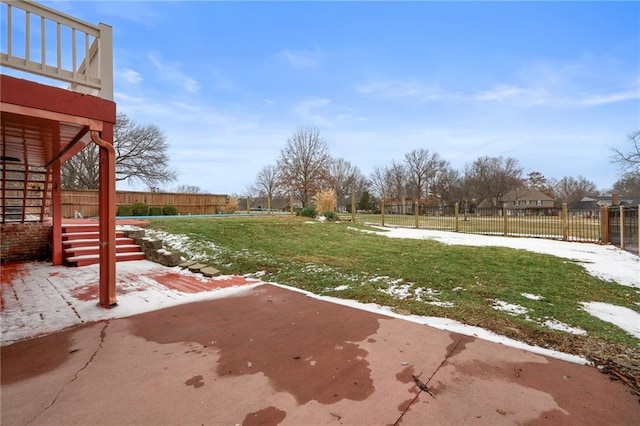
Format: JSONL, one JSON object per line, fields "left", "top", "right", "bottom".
{"left": 9, "top": 1, "right": 640, "bottom": 195}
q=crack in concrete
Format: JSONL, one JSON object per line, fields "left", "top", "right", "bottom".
{"left": 45, "top": 277, "right": 82, "bottom": 320}
{"left": 393, "top": 335, "right": 466, "bottom": 425}
{"left": 27, "top": 321, "right": 109, "bottom": 425}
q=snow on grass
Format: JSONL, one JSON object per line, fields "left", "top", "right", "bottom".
{"left": 541, "top": 319, "right": 587, "bottom": 336}
{"left": 581, "top": 302, "right": 640, "bottom": 338}
{"left": 522, "top": 293, "right": 544, "bottom": 300}
{"left": 492, "top": 300, "right": 529, "bottom": 316}
{"left": 368, "top": 226, "right": 640, "bottom": 288}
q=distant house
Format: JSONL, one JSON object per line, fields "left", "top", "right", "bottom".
{"left": 478, "top": 189, "right": 555, "bottom": 216}
{"left": 569, "top": 195, "right": 640, "bottom": 217}
{"left": 567, "top": 198, "right": 600, "bottom": 218}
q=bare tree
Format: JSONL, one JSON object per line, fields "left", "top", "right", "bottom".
{"left": 404, "top": 149, "right": 446, "bottom": 204}
{"left": 255, "top": 164, "right": 280, "bottom": 211}
{"left": 430, "top": 164, "right": 460, "bottom": 207}
{"left": 276, "top": 126, "right": 331, "bottom": 207}
{"left": 611, "top": 130, "right": 640, "bottom": 174}
{"left": 612, "top": 172, "right": 640, "bottom": 196}
{"left": 327, "top": 158, "right": 368, "bottom": 209}
{"left": 62, "top": 112, "right": 177, "bottom": 189}
{"left": 552, "top": 175, "right": 598, "bottom": 205}
{"left": 388, "top": 160, "right": 408, "bottom": 212}
{"left": 464, "top": 156, "right": 523, "bottom": 206}
{"left": 174, "top": 184, "right": 201, "bottom": 193}
{"left": 369, "top": 166, "right": 391, "bottom": 201}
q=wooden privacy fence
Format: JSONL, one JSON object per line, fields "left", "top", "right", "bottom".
{"left": 62, "top": 190, "right": 229, "bottom": 217}
{"left": 343, "top": 202, "right": 640, "bottom": 255}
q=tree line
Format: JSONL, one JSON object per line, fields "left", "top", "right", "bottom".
{"left": 250, "top": 126, "right": 640, "bottom": 211}
{"left": 61, "top": 115, "right": 639, "bottom": 207}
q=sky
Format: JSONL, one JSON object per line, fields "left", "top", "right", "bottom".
{"left": 3, "top": 1, "right": 640, "bottom": 195}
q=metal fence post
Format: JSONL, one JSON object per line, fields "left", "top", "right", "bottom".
{"left": 290, "top": 195, "right": 294, "bottom": 215}
{"left": 562, "top": 203, "right": 568, "bottom": 241}
{"left": 415, "top": 201, "right": 419, "bottom": 229}
{"left": 619, "top": 206, "right": 625, "bottom": 250}
{"left": 381, "top": 199, "right": 385, "bottom": 227}
{"left": 454, "top": 202, "right": 459, "bottom": 232}
{"left": 502, "top": 204, "right": 507, "bottom": 236}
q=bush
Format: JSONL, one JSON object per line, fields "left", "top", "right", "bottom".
{"left": 300, "top": 206, "right": 317, "bottom": 218}
{"left": 163, "top": 205, "right": 178, "bottom": 215}
{"left": 149, "top": 206, "right": 163, "bottom": 216}
{"left": 131, "top": 202, "right": 149, "bottom": 216}
{"left": 313, "top": 188, "right": 337, "bottom": 214}
{"left": 117, "top": 205, "right": 133, "bottom": 216}
{"left": 324, "top": 211, "right": 338, "bottom": 221}
{"left": 220, "top": 197, "right": 238, "bottom": 214}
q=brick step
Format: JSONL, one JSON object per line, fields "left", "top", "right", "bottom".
{"left": 63, "top": 237, "right": 136, "bottom": 248}
{"left": 64, "top": 244, "right": 142, "bottom": 257}
{"left": 62, "top": 231, "right": 125, "bottom": 241}
{"left": 65, "top": 252, "right": 146, "bottom": 267}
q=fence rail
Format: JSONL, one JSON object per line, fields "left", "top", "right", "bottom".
{"left": 340, "top": 202, "right": 639, "bottom": 255}
{"left": 0, "top": 0, "right": 113, "bottom": 99}
{"left": 61, "top": 189, "right": 229, "bottom": 217}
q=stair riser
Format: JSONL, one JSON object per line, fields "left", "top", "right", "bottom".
{"left": 62, "top": 231, "right": 126, "bottom": 240}
{"left": 63, "top": 238, "right": 135, "bottom": 248}
{"left": 64, "top": 245, "right": 142, "bottom": 257}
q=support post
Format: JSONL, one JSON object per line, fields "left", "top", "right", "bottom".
{"left": 562, "top": 203, "right": 568, "bottom": 241}
{"left": 600, "top": 206, "right": 608, "bottom": 244}
{"left": 454, "top": 202, "right": 459, "bottom": 233}
{"left": 51, "top": 122, "right": 62, "bottom": 265}
{"left": 290, "top": 195, "right": 294, "bottom": 214}
{"left": 381, "top": 199, "right": 385, "bottom": 227}
{"left": 619, "top": 206, "right": 625, "bottom": 250}
{"left": 414, "top": 201, "right": 419, "bottom": 229}
{"left": 351, "top": 190, "right": 355, "bottom": 223}
{"left": 502, "top": 204, "right": 507, "bottom": 236}
{"left": 267, "top": 194, "right": 271, "bottom": 215}
{"left": 92, "top": 127, "right": 116, "bottom": 308}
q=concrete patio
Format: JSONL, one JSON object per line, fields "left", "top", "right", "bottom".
{"left": 1, "top": 260, "right": 638, "bottom": 425}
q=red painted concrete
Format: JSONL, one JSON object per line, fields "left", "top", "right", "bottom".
{"left": 1, "top": 284, "right": 638, "bottom": 425}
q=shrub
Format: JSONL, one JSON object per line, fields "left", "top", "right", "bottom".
{"left": 220, "top": 197, "right": 238, "bottom": 214}
{"left": 117, "top": 205, "right": 133, "bottom": 216}
{"left": 313, "top": 188, "right": 337, "bottom": 214}
{"left": 149, "top": 206, "right": 163, "bottom": 216}
{"left": 162, "top": 205, "right": 178, "bottom": 215}
{"left": 131, "top": 202, "right": 149, "bottom": 216}
{"left": 324, "top": 211, "right": 338, "bottom": 221}
{"left": 300, "top": 206, "right": 317, "bottom": 218}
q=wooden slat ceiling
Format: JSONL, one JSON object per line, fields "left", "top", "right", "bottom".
{"left": 1, "top": 111, "right": 91, "bottom": 167}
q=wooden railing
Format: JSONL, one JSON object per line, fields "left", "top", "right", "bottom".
{"left": 0, "top": 0, "right": 113, "bottom": 99}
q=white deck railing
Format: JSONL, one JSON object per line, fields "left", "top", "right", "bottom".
{"left": 0, "top": 0, "right": 113, "bottom": 100}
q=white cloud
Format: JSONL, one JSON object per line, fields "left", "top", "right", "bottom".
{"left": 118, "top": 68, "right": 142, "bottom": 84}
{"left": 148, "top": 52, "right": 201, "bottom": 93}
{"left": 293, "top": 98, "right": 353, "bottom": 127}
{"left": 355, "top": 80, "right": 445, "bottom": 101}
{"left": 278, "top": 48, "right": 318, "bottom": 68}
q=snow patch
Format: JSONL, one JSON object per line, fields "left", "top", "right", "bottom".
{"left": 522, "top": 293, "right": 544, "bottom": 301}
{"left": 492, "top": 300, "right": 529, "bottom": 316}
{"left": 581, "top": 302, "right": 640, "bottom": 338}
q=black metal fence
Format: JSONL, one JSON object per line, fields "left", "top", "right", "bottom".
{"left": 607, "top": 206, "right": 639, "bottom": 255}
{"left": 341, "top": 202, "right": 639, "bottom": 256}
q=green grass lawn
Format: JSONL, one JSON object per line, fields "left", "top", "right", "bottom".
{"left": 147, "top": 215, "right": 639, "bottom": 361}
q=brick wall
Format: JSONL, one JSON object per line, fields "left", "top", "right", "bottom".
{"left": 1, "top": 222, "right": 52, "bottom": 262}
